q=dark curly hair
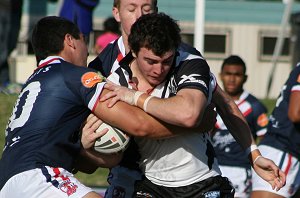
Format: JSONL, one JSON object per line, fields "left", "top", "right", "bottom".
{"left": 128, "top": 13, "right": 181, "bottom": 56}
{"left": 31, "top": 16, "right": 81, "bottom": 64}
{"left": 221, "top": 55, "right": 247, "bottom": 74}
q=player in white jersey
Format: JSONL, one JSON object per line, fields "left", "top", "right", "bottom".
{"left": 100, "top": 13, "right": 286, "bottom": 197}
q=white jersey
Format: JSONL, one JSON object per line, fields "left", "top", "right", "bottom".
{"left": 108, "top": 49, "right": 221, "bottom": 187}
{"left": 137, "top": 73, "right": 220, "bottom": 187}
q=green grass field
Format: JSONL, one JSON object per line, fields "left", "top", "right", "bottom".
{"left": 0, "top": 93, "right": 276, "bottom": 187}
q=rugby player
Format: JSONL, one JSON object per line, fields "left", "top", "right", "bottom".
{"left": 211, "top": 55, "right": 269, "bottom": 197}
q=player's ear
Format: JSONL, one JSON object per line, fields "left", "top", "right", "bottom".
{"left": 112, "top": 7, "right": 121, "bottom": 22}
{"left": 65, "top": 33, "right": 75, "bottom": 49}
{"left": 243, "top": 74, "right": 248, "bottom": 83}
{"left": 219, "top": 72, "right": 223, "bottom": 81}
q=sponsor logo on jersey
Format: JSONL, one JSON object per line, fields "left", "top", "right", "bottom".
{"left": 179, "top": 74, "right": 207, "bottom": 89}
{"left": 81, "top": 72, "right": 104, "bottom": 88}
{"left": 257, "top": 113, "right": 269, "bottom": 127}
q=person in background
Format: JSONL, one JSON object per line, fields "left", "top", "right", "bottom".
{"left": 94, "top": 17, "right": 120, "bottom": 54}
{"left": 58, "top": 0, "right": 100, "bottom": 43}
{"left": 0, "top": 0, "right": 23, "bottom": 94}
{"left": 251, "top": 63, "right": 300, "bottom": 198}
{"left": 211, "top": 55, "right": 269, "bottom": 198}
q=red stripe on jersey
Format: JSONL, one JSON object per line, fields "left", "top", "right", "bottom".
{"left": 284, "top": 154, "right": 293, "bottom": 175}
{"left": 35, "top": 58, "right": 60, "bottom": 71}
{"left": 238, "top": 100, "right": 252, "bottom": 117}
{"left": 117, "top": 52, "right": 124, "bottom": 62}
{"left": 92, "top": 94, "right": 101, "bottom": 112}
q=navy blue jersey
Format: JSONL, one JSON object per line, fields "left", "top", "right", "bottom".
{"left": 0, "top": 57, "right": 105, "bottom": 189}
{"left": 212, "top": 91, "right": 268, "bottom": 168}
{"left": 260, "top": 64, "right": 300, "bottom": 159}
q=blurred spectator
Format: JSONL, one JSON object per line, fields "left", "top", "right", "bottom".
{"left": 94, "top": 17, "right": 120, "bottom": 54}
{"left": 58, "top": 0, "right": 100, "bottom": 43}
{"left": 0, "top": 0, "right": 23, "bottom": 94}
{"left": 211, "top": 55, "right": 269, "bottom": 198}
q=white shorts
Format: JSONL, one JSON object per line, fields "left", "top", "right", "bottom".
{"left": 219, "top": 165, "right": 251, "bottom": 198}
{"left": 0, "top": 166, "right": 94, "bottom": 198}
{"left": 252, "top": 145, "right": 300, "bottom": 197}
{"left": 105, "top": 165, "right": 143, "bottom": 198}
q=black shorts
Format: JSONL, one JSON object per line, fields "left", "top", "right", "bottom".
{"left": 133, "top": 175, "right": 235, "bottom": 198}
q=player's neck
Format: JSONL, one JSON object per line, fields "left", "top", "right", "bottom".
{"left": 229, "top": 90, "right": 244, "bottom": 101}
{"left": 122, "top": 36, "right": 130, "bottom": 54}
{"left": 130, "top": 60, "right": 154, "bottom": 92}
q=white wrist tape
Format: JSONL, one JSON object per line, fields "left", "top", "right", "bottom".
{"left": 246, "top": 144, "right": 258, "bottom": 156}
{"left": 143, "top": 95, "right": 155, "bottom": 112}
{"left": 133, "top": 91, "right": 144, "bottom": 106}
{"left": 253, "top": 155, "right": 262, "bottom": 164}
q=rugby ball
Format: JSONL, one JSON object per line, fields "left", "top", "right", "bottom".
{"left": 94, "top": 122, "right": 130, "bottom": 154}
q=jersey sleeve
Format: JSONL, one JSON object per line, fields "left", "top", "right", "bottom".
{"left": 174, "top": 58, "right": 211, "bottom": 97}
{"left": 62, "top": 64, "right": 106, "bottom": 112}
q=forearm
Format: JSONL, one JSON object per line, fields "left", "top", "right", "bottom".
{"left": 213, "top": 86, "right": 255, "bottom": 150}
{"left": 94, "top": 90, "right": 189, "bottom": 138}
{"left": 136, "top": 89, "right": 207, "bottom": 128}
{"left": 78, "top": 148, "right": 122, "bottom": 169}
{"left": 213, "top": 89, "right": 262, "bottom": 165}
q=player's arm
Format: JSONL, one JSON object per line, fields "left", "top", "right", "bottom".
{"left": 74, "top": 149, "right": 122, "bottom": 173}
{"left": 101, "top": 83, "right": 214, "bottom": 129}
{"left": 75, "top": 114, "right": 123, "bottom": 172}
{"left": 93, "top": 88, "right": 207, "bottom": 139}
{"left": 212, "top": 85, "right": 286, "bottom": 190}
{"left": 136, "top": 88, "right": 208, "bottom": 128}
{"left": 288, "top": 90, "right": 300, "bottom": 123}
{"left": 212, "top": 85, "right": 255, "bottom": 150}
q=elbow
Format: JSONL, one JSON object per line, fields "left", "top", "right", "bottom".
{"left": 125, "top": 118, "right": 152, "bottom": 138}
{"left": 105, "top": 154, "right": 123, "bottom": 168}
{"left": 176, "top": 111, "right": 200, "bottom": 128}
{"left": 131, "top": 122, "right": 153, "bottom": 138}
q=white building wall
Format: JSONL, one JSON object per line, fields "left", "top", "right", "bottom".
{"left": 205, "top": 22, "right": 292, "bottom": 99}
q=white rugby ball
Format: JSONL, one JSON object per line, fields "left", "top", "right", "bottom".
{"left": 94, "top": 122, "right": 130, "bottom": 154}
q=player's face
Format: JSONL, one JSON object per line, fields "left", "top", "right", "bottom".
{"left": 74, "top": 34, "right": 89, "bottom": 66}
{"left": 113, "top": 0, "right": 156, "bottom": 39}
{"left": 220, "top": 64, "right": 246, "bottom": 96}
{"left": 134, "top": 47, "right": 175, "bottom": 86}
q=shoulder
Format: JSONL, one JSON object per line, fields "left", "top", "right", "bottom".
{"left": 88, "top": 39, "right": 121, "bottom": 76}
{"left": 245, "top": 93, "right": 267, "bottom": 112}
{"left": 175, "top": 50, "right": 209, "bottom": 74}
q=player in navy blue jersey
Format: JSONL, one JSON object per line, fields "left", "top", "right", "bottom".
{"left": 251, "top": 63, "right": 300, "bottom": 198}
{"left": 211, "top": 55, "right": 269, "bottom": 197}
{"left": 90, "top": 11, "right": 286, "bottom": 197}
{"left": 0, "top": 16, "right": 196, "bottom": 198}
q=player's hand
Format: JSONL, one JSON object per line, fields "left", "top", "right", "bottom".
{"left": 101, "top": 83, "right": 136, "bottom": 107}
{"left": 253, "top": 156, "right": 286, "bottom": 191}
{"left": 81, "top": 114, "right": 108, "bottom": 149}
